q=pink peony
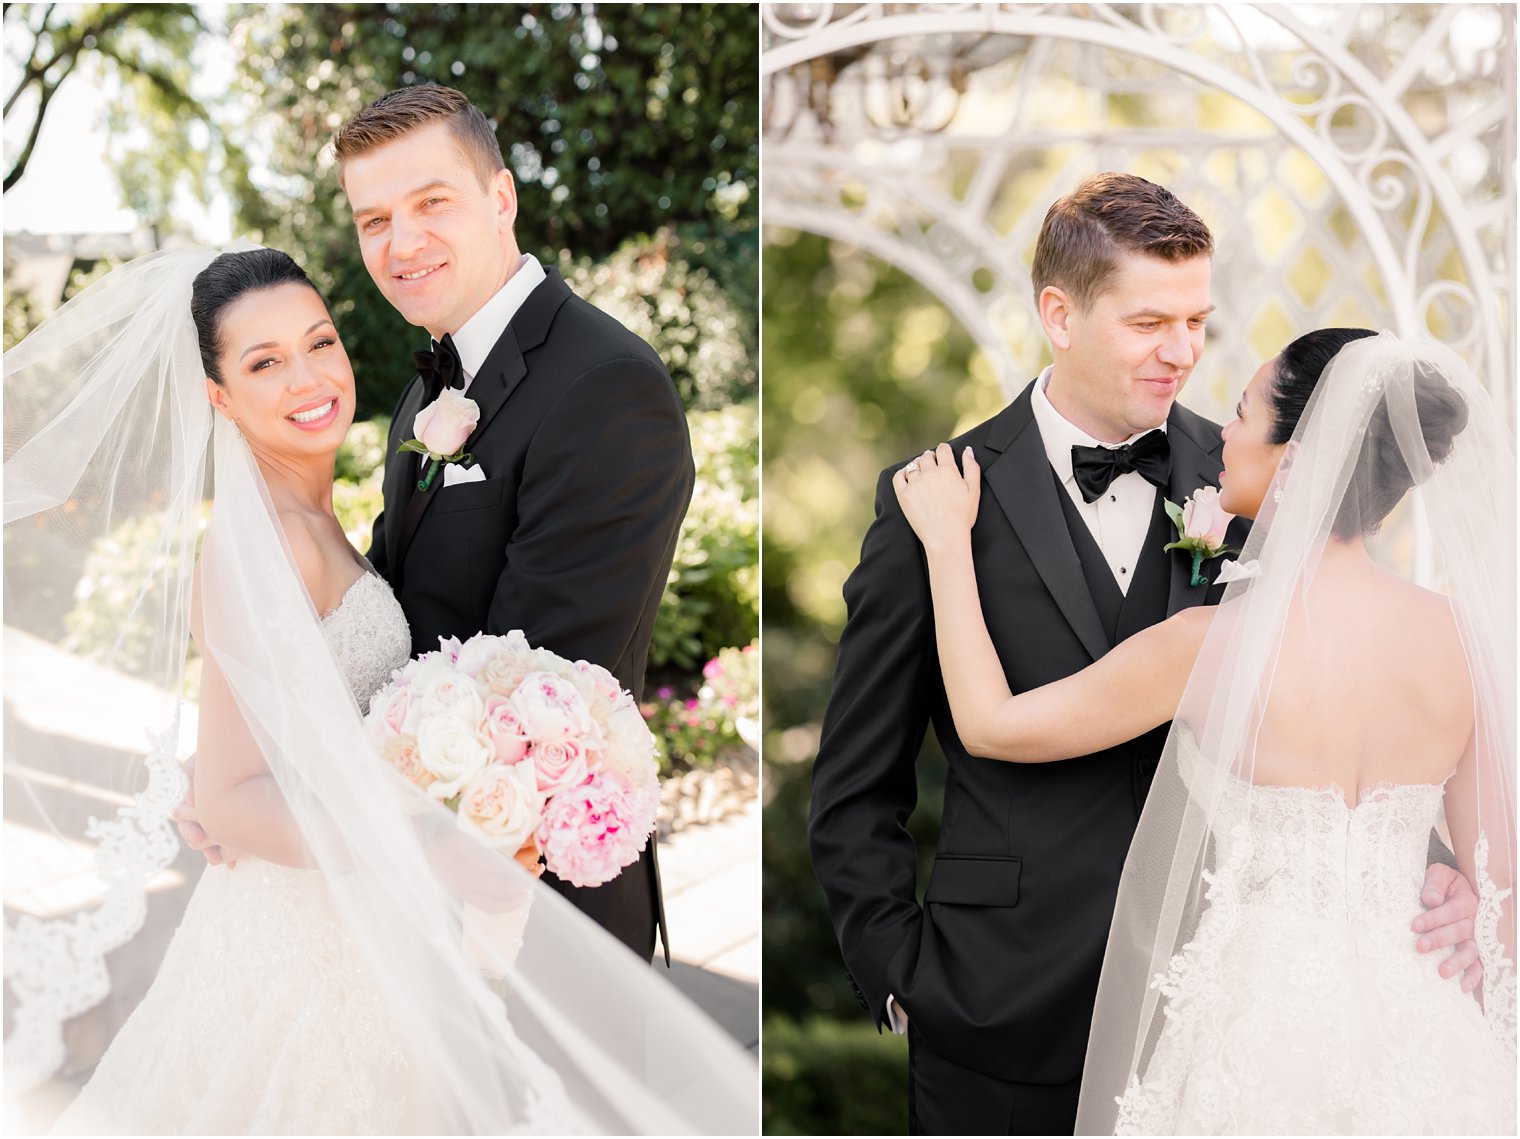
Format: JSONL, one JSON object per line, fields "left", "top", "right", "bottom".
{"left": 529, "top": 738, "right": 591, "bottom": 796}
{"left": 537, "top": 771, "right": 657, "bottom": 888}
{"left": 509, "top": 671, "right": 596, "bottom": 741}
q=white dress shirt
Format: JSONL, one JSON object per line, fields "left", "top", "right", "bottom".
{"left": 1029, "top": 365, "right": 1166, "bottom": 595}
{"left": 416, "top": 254, "right": 546, "bottom": 479}
{"left": 886, "top": 369, "right": 1169, "bottom": 1036}
{"left": 445, "top": 252, "right": 548, "bottom": 393}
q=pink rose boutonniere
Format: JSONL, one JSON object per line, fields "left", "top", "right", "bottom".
{"left": 1164, "top": 486, "right": 1238, "bottom": 587}
{"left": 400, "top": 388, "right": 480, "bottom": 491}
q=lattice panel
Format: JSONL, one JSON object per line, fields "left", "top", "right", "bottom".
{"left": 762, "top": 3, "right": 1516, "bottom": 427}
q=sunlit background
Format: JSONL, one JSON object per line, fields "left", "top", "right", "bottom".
{"left": 759, "top": 4, "right": 1516, "bottom": 1133}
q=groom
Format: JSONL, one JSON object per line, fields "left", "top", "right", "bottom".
{"left": 808, "top": 173, "right": 1482, "bottom": 1134}
{"left": 339, "top": 84, "right": 692, "bottom": 963}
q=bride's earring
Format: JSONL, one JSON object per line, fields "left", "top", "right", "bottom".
{"left": 1272, "top": 487, "right": 1283, "bottom": 503}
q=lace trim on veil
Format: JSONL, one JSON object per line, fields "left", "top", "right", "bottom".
{"left": 3, "top": 723, "right": 188, "bottom": 1093}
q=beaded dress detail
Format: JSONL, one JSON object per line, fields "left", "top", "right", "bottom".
{"left": 55, "top": 574, "right": 424, "bottom": 1135}
{"left": 1113, "top": 734, "right": 1516, "bottom": 1135}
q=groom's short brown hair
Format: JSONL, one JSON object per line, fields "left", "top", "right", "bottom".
{"left": 1031, "top": 173, "right": 1213, "bottom": 311}
{"left": 333, "top": 84, "right": 505, "bottom": 188}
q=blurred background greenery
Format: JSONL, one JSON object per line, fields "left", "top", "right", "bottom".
{"left": 5, "top": 2, "right": 758, "bottom": 776}
{"left": 761, "top": 230, "right": 999, "bottom": 1135}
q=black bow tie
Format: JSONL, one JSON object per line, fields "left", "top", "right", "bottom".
{"left": 1070, "top": 430, "right": 1171, "bottom": 503}
{"left": 412, "top": 334, "right": 463, "bottom": 404}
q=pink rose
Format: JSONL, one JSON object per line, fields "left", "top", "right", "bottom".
{"left": 457, "top": 762, "right": 543, "bottom": 851}
{"left": 374, "top": 685, "right": 414, "bottom": 738}
{"left": 529, "top": 739, "right": 590, "bottom": 796}
{"left": 384, "top": 734, "right": 435, "bottom": 791}
{"left": 413, "top": 388, "right": 479, "bottom": 457}
{"left": 536, "top": 771, "right": 657, "bottom": 888}
{"left": 483, "top": 698, "right": 531, "bottom": 765}
{"left": 1182, "top": 486, "right": 1232, "bottom": 552}
{"left": 509, "top": 671, "right": 596, "bottom": 741}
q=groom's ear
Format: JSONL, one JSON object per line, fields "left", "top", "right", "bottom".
{"left": 1038, "top": 285, "right": 1075, "bottom": 351}
{"left": 490, "top": 167, "right": 518, "bottom": 235}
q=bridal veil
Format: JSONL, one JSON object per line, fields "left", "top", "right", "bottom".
{"left": 3, "top": 245, "right": 756, "bottom": 1134}
{"left": 1076, "top": 332, "right": 1515, "bottom": 1132}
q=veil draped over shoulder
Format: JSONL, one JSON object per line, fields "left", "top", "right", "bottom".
{"left": 1076, "top": 333, "right": 1515, "bottom": 1134}
{"left": 3, "top": 245, "right": 756, "bottom": 1134}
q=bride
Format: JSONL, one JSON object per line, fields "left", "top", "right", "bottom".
{"left": 3, "top": 245, "right": 754, "bottom": 1134}
{"left": 893, "top": 329, "right": 1514, "bottom": 1134}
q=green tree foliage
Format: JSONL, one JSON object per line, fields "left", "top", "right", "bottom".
{"left": 4, "top": 3, "right": 212, "bottom": 201}
{"left": 222, "top": 2, "right": 758, "bottom": 419}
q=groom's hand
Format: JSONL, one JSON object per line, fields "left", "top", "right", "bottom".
{"left": 1414, "top": 862, "right": 1483, "bottom": 992}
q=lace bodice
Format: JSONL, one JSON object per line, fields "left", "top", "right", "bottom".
{"left": 1114, "top": 735, "right": 1514, "bottom": 1134}
{"left": 1210, "top": 770, "right": 1446, "bottom": 927}
{"left": 319, "top": 572, "right": 412, "bottom": 712}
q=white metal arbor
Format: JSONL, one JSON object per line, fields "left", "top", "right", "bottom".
{"left": 762, "top": 3, "right": 1517, "bottom": 425}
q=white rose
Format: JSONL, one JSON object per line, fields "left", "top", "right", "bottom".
{"left": 417, "top": 717, "right": 494, "bottom": 800}
{"left": 457, "top": 761, "right": 544, "bottom": 851}
{"left": 413, "top": 387, "right": 479, "bottom": 457}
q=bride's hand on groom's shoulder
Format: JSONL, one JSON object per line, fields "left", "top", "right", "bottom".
{"left": 894, "top": 443, "right": 980, "bottom": 555}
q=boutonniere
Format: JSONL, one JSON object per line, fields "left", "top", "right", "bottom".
{"left": 399, "top": 388, "right": 480, "bottom": 491}
{"left": 1164, "top": 487, "right": 1239, "bottom": 587}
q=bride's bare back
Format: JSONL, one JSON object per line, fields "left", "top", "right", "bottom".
{"left": 1249, "top": 547, "right": 1474, "bottom": 801}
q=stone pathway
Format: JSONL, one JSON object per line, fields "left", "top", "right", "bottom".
{"left": 656, "top": 793, "right": 760, "bottom": 1052}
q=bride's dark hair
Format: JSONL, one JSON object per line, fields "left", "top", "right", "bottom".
{"left": 190, "top": 248, "right": 323, "bottom": 384}
{"left": 1269, "top": 327, "right": 1469, "bottom": 537}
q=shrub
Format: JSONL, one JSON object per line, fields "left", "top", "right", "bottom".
{"left": 558, "top": 227, "right": 756, "bottom": 411}
{"left": 650, "top": 401, "right": 758, "bottom": 672}
{"left": 762, "top": 1014, "right": 909, "bottom": 1135}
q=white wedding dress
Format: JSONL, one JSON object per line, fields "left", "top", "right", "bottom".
{"left": 55, "top": 573, "right": 441, "bottom": 1135}
{"left": 1112, "top": 736, "right": 1516, "bottom": 1135}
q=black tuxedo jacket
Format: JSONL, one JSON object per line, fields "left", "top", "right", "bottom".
{"left": 368, "top": 268, "right": 695, "bottom": 962}
{"left": 808, "top": 379, "right": 1248, "bottom": 1086}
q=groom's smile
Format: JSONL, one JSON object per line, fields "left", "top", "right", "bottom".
{"left": 342, "top": 121, "right": 521, "bottom": 339}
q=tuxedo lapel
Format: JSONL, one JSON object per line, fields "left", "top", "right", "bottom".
{"left": 981, "top": 384, "right": 1111, "bottom": 664}
{"left": 1164, "top": 406, "right": 1226, "bottom": 616}
{"left": 393, "top": 270, "right": 575, "bottom": 565}
{"left": 385, "top": 378, "right": 430, "bottom": 574}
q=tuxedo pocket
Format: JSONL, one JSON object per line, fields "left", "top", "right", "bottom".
{"left": 431, "top": 475, "right": 508, "bottom": 514}
{"left": 924, "top": 854, "right": 1021, "bottom": 907}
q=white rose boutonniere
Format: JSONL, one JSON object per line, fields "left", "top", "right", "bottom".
{"left": 1164, "top": 487, "right": 1239, "bottom": 587}
{"left": 400, "top": 388, "right": 480, "bottom": 491}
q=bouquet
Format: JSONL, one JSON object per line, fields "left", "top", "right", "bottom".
{"left": 366, "top": 630, "right": 661, "bottom": 888}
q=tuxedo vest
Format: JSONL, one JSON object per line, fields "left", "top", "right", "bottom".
{"left": 1052, "top": 472, "right": 1174, "bottom": 809}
